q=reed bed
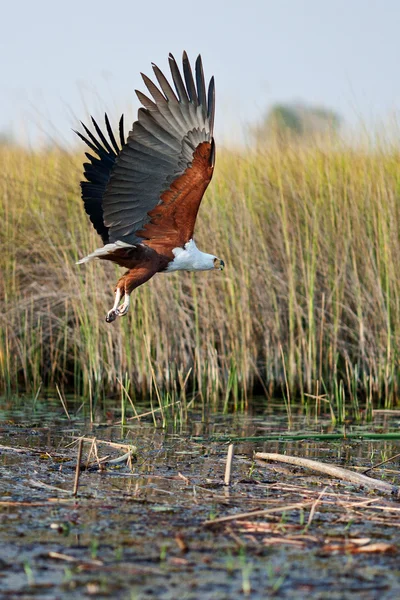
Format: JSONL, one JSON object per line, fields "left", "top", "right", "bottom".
{"left": 1, "top": 135, "right": 400, "bottom": 413}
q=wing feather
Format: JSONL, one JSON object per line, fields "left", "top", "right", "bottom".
{"left": 207, "top": 77, "right": 215, "bottom": 135}
{"left": 105, "top": 113, "right": 121, "bottom": 154}
{"left": 182, "top": 51, "right": 198, "bottom": 105}
{"left": 152, "top": 64, "right": 179, "bottom": 105}
{"left": 91, "top": 116, "right": 115, "bottom": 155}
{"left": 195, "top": 56, "right": 207, "bottom": 119}
{"left": 168, "top": 54, "right": 189, "bottom": 104}
{"left": 102, "top": 52, "right": 215, "bottom": 246}
{"left": 75, "top": 114, "right": 125, "bottom": 243}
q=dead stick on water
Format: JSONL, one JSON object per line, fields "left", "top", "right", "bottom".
{"left": 307, "top": 486, "right": 327, "bottom": 527}
{"left": 114, "top": 401, "right": 181, "bottom": 425}
{"left": 73, "top": 439, "right": 83, "bottom": 496}
{"left": 204, "top": 501, "right": 313, "bottom": 527}
{"left": 67, "top": 437, "right": 136, "bottom": 452}
{"left": 29, "top": 479, "right": 73, "bottom": 495}
{"left": 224, "top": 444, "right": 234, "bottom": 486}
{"left": 279, "top": 344, "right": 292, "bottom": 421}
{"left": 48, "top": 551, "right": 103, "bottom": 566}
{"left": 56, "top": 384, "right": 71, "bottom": 421}
{"left": 85, "top": 437, "right": 96, "bottom": 469}
{"left": 255, "top": 453, "right": 399, "bottom": 496}
{"left": 362, "top": 452, "right": 400, "bottom": 475}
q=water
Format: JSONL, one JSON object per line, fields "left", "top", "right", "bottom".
{"left": 0, "top": 400, "right": 399, "bottom": 599}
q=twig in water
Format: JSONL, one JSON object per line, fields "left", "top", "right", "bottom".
{"left": 32, "top": 381, "right": 42, "bottom": 408}
{"left": 73, "top": 439, "right": 83, "bottom": 496}
{"left": 48, "top": 551, "right": 103, "bottom": 566}
{"left": 89, "top": 378, "right": 93, "bottom": 424}
{"left": 114, "top": 401, "right": 181, "bottom": 425}
{"left": 117, "top": 377, "right": 140, "bottom": 420}
{"left": 204, "top": 501, "right": 313, "bottom": 527}
{"left": 56, "top": 384, "right": 71, "bottom": 420}
{"left": 224, "top": 444, "right": 234, "bottom": 486}
{"left": 255, "top": 452, "right": 399, "bottom": 497}
{"left": 85, "top": 437, "right": 96, "bottom": 469}
{"left": 29, "top": 479, "right": 73, "bottom": 495}
{"left": 144, "top": 335, "right": 164, "bottom": 424}
{"left": 106, "top": 450, "right": 134, "bottom": 466}
{"left": 307, "top": 486, "right": 327, "bottom": 527}
{"left": 362, "top": 452, "right": 400, "bottom": 475}
{"left": 67, "top": 437, "right": 135, "bottom": 452}
{"left": 279, "top": 344, "right": 292, "bottom": 423}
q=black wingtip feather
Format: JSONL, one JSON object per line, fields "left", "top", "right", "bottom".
{"left": 207, "top": 76, "right": 215, "bottom": 135}
{"left": 182, "top": 51, "right": 198, "bottom": 105}
{"left": 195, "top": 54, "right": 207, "bottom": 117}
{"left": 76, "top": 114, "right": 126, "bottom": 243}
{"left": 91, "top": 116, "right": 115, "bottom": 156}
{"left": 119, "top": 115, "right": 125, "bottom": 147}
{"left": 104, "top": 113, "right": 120, "bottom": 154}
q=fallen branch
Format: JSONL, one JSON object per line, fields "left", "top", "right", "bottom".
{"left": 255, "top": 453, "right": 399, "bottom": 497}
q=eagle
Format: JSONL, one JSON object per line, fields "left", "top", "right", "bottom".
{"left": 75, "top": 52, "right": 224, "bottom": 323}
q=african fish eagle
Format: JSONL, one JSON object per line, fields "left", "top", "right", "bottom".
{"left": 76, "top": 52, "right": 224, "bottom": 323}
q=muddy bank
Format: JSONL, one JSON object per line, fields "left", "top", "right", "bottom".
{"left": 0, "top": 405, "right": 400, "bottom": 599}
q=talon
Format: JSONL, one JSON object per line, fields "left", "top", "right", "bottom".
{"left": 105, "top": 291, "right": 130, "bottom": 322}
{"left": 105, "top": 287, "right": 123, "bottom": 323}
{"left": 115, "top": 305, "right": 129, "bottom": 318}
{"left": 105, "top": 309, "right": 118, "bottom": 323}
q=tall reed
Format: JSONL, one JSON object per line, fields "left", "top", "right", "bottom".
{"left": 1, "top": 135, "right": 400, "bottom": 410}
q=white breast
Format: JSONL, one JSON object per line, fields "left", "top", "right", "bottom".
{"left": 166, "top": 239, "right": 215, "bottom": 272}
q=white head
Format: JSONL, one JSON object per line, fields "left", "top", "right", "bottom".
{"left": 166, "top": 239, "right": 225, "bottom": 273}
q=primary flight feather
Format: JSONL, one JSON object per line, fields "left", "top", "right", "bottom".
{"left": 76, "top": 52, "right": 224, "bottom": 322}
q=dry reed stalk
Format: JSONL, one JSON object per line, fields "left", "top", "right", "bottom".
{"left": 73, "top": 438, "right": 83, "bottom": 496}
{"left": 48, "top": 551, "right": 103, "bottom": 566}
{"left": 307, "top": 487, "right": 327, "bottom": 527}
{"left": 114, "top": 400, "right": 181, "bottom": 425}
{"left": 69, "top": 437, "right": 136, "bottom": 452}
{"left": 55, "top": 384, "right": 70, "bottom": 420}
{"left": 204, "top": 501, "right": 314, "bottom": 526}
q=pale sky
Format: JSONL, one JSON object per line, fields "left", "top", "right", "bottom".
{"left": 1, "top": 0, "right": 399, "bottom": 147}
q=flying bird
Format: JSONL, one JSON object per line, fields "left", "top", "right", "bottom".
{"left": 76, "top": 52, "right": 224, "bottom": 323}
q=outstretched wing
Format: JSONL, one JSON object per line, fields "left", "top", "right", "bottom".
{"left": 103, "top": 52, "right": 215, "bottom": 248}
{"left": 75, "top": 115, "right": 125, "bottom": 243}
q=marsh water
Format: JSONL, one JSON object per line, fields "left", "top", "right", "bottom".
{"left": 1, "top": 399, "right": 400, "bottom": 599}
